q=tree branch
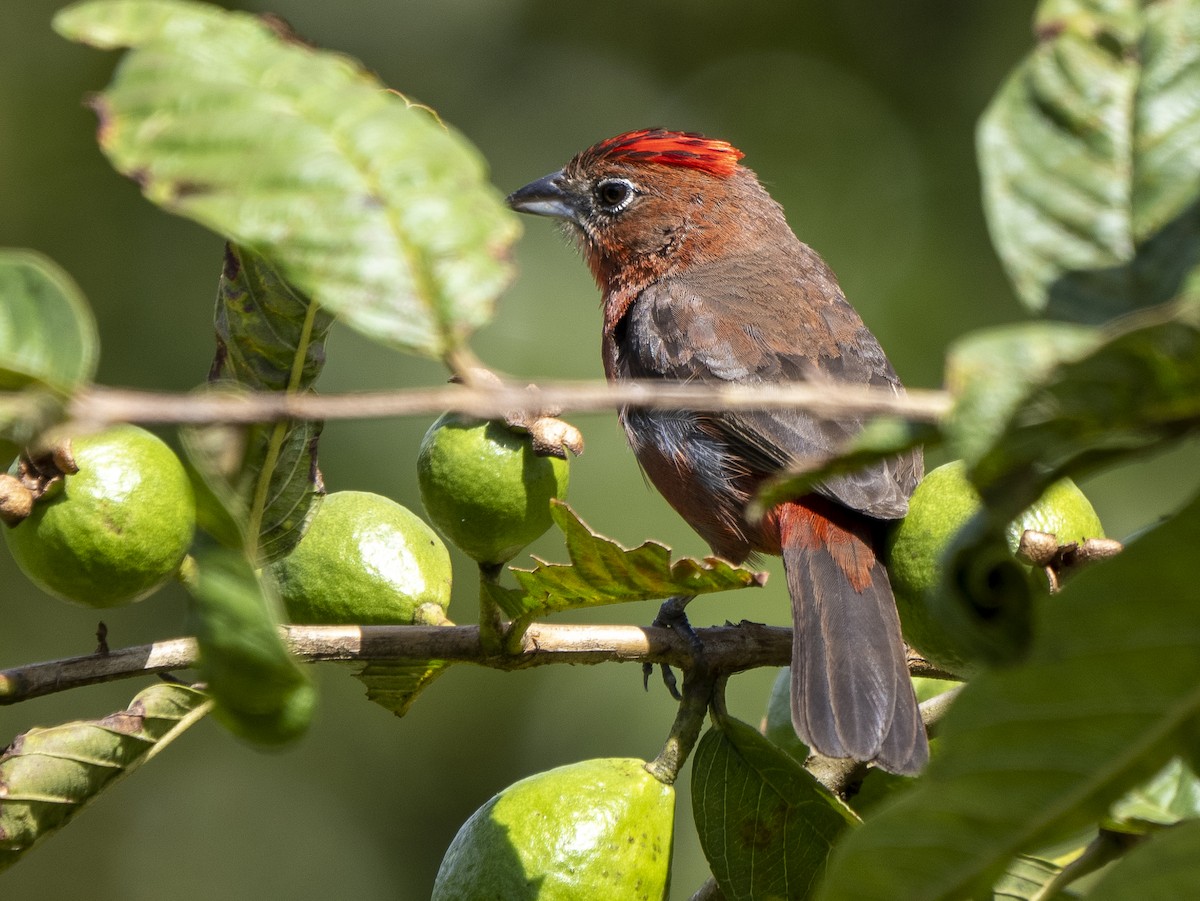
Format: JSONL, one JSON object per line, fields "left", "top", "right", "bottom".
{"left": 60, "top": 379, "right": 951, "bottom": 428}
{"left": 0, "top": 621, "right": 793, "bottom": 705}
{"left": 0, "top": 623, "right": 960, "bottom": 706}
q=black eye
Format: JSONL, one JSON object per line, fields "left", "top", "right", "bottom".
{"left": 595, "top": 178, "right": 634, "bottom": 211}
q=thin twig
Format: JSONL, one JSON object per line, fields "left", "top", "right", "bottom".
{"left": 906, "top": 646, "right": 962, "bottom": 682}
{"left": 920, "top": 683, "right": 964, "bottom": 740}
{"left": 0, "top": 622, "right": 793, "bottom": 705}
{"left": 60, "top": 379, "right": 951, "bottom": 428}
{"left": 645, "top": 664, "right": 721, "bottom": 786}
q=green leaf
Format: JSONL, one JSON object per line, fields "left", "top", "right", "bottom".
{"left": 692, "top": 715, "right": 857, "bottom": 901}
{"left": 181, "top": 245, "right": 329, "bottom": 562}
{"left": 214, "top": 244, "right": 334, "bottom": 393}
{"left": 750, "top": 418, "right": 938, "bottom": 521}
{"left": 353, "top": 660, "right": 451, "bottom": 717}
{"left": 990, "top": 855, "right": 1071, "bottom": 900}
{"left": 1085, "top": 820, "right": 1200, "bottom": 900}
{"left": 940, "top": 301, "right": 1200, "bottom": 613}
{"left": 180, "top": 448, "right": 248, "bottom": 551}
{"left": 183, "top": 401, "right": 325, "bottom": 563}
{"left": 55, "top": 0, "right": 519, "bottom": 357}
{"left": 185, "top": 539, "right": 315, "bottom": 746}
{"left": 1108, "top": 757, "right": 1200, "bottom": 833}
{"left": 944, "top": 322, "right": 1098, "bottom": 466}
{"left": 179, "top": 410, "right": 257, "bottom": 548}
{"left": 970, "top": 300, "right": 1200, "bottom": 518}
{"left": 0, "top": 249, "right": 94, "bottom": 448}
{"left": 817, "top": 489, "right": 1200, "bottom": 901}
{"left": 978, "top": 0, "right": 1200, "bottom": 321}
{"left": 0, "top": 683, "right": 210, "bottom": 872}
{"left": 250, "top": 417, "right": 324, "bottom": 565}
{"left": 490, "top": 500, "right": 768, "bottom": 620}
{"left": 0, "top": 249, "right": 98, "bottom": 390}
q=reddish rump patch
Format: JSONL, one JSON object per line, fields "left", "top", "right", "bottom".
{"left": 588, "top": 128, "right": 744, "bottom": 178}
{"left": 774, "top": 500, "right": 876, "bottom": 593}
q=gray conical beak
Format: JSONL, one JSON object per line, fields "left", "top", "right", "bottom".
{"left": 506, "top": 170, "right": 578, "bottom": 221}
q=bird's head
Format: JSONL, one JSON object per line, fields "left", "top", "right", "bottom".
{"left": 507, "top": 129, "right": 775, "bottom": 293}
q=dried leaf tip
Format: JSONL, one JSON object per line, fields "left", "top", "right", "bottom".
{"left": 586, "top": 128, "right": 745, "bottom": 178}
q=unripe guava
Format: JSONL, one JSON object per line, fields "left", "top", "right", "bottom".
{"left": 269, "top": 491, "right": 451, "bottom": 625}
{"left": 3, "top": 425, "right": 195, "bottom": 608}
{"left": 433, "top": 757, "right": 674, "bottom": 901}
{"left": 417, "top": 414, "right": 568, "bottom": 566}
{"left": 886, "top": 460, "right": 1104, "bottom": 677}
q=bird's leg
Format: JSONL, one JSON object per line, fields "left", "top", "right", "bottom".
{"left": 643, "top": 594, "right": 701, "bottom": 700}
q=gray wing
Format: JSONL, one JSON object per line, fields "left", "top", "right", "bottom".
{"left": 615, "top": 257, "right": 921, "bottom": 520}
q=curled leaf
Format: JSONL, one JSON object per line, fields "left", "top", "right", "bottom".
{"left": 0, "top": 683, "right": 210, "bottom": 872}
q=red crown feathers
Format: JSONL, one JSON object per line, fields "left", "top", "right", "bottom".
{"left": 585, "top": 129, "right": 745, "bottom": 178}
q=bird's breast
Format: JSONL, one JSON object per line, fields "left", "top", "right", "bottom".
{"left": 619, "top": 407, "right": 769, "bottom": 562}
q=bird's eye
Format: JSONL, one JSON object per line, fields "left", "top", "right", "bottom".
{"left": 595, "top": 178, "right": 635, "bottom": 212}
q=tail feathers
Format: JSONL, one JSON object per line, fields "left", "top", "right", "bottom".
{"left": 780, "top": 504, "right": 928, "bottom": 776}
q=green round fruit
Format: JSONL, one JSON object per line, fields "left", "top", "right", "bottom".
{"left": 1001, "top": 477, "right": 1105, "bottom": 551}
{"left": 3, "top": 425, "right": 195, "bottom": 608}
{"left": 270, "top": 491, "right": 451, "bottom": 625}
{"left": 433, "top": 757, "right": 674, "bottom": 901}
{"left": 417, "top": 414, "right": 569, "bottom": 565}
{"left": 887, "top": 460, "right": 1104, "bottom": 677}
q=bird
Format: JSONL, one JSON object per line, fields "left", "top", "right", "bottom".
{"left": 506, "top": 128, "right": 927, "bottom": 775}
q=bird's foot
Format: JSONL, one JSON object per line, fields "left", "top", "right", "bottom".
{"left": 643, "top": 595, "right": 701, "bottom": 701}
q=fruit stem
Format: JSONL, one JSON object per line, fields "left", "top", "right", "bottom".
{"left": 477, "top": 562, "right": 508, "bottom": 655}
{"left": 645, "top": 665, "right": 721, "bottom": 786}
{"left": 442, "top": 346, "right": 490, "bottom": 385}
{"left": 0, "top": 473, "right": 34, "bottom": 526}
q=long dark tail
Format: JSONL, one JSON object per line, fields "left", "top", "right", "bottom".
{"left": 778, "top": 500, "right": 928, "bottom": 775}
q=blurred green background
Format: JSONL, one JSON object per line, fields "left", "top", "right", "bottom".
{"left": 4, "top": 1, "right": 1199, "bottom": 898}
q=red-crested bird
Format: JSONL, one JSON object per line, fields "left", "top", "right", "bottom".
{"left": 507, "top": 129, "right": 927, "bottom": 774}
